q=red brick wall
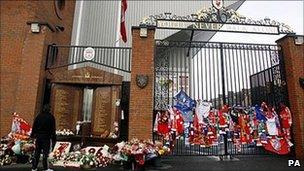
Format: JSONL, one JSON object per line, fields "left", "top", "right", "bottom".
{"left": 1, "top": 1, "right": 31, "bottom": 137}
{"left": 0, "top": 1, "right": 75, "bottom": 136}
{"left": 128, "top": 28, "right": 155, "bottom": 140}
{"left": 277, "top": 35, "right": 304, "bottom": 160}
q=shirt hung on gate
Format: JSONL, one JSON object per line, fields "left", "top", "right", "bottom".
{"left": 266, "top": 117, "right": 278, "bottom": 136}
{"left": 196, "top": 102, "right": 212, "bottom": 123}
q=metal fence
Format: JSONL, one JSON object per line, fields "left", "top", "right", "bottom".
{"left": 250, "top": 64, "right": 288, "bottom": 107}
{"left": 46, "top": 45, "right": 132, "bottom": 73}
{"left": 154, "top": 40, "right": 287, "bottom": 110}
{"left": 171, "top": 138, "right": 271, "bottom": 156}
{"left": 153, "top": 40, "right": 288, "bottom": 156}
{"left": 153, "top": 133, "right": 272, "bottom": 156}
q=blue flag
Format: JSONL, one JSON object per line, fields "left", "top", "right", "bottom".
{"left": 255, "top": 105, "right": 267, "bottom": 122}
{"left": 174, "top": 90, "right": 196, "bottom": 122}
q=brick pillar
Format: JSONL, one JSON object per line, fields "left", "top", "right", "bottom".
{"left": 14, "top": 26, "right": 50, "bottom": 125}
{"left": 129, "top": 27, "right": 155, "bottom": 140}
{"left": 276, "top": 35, "right": 304, "bottom": 160}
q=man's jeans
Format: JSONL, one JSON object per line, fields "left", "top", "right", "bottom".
{"left": 32, "top": 135, "right": 51, "bottom": 170}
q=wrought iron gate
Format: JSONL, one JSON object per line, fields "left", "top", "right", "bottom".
{"left": 153, "top": 40, "right": 288, "bottom": 156}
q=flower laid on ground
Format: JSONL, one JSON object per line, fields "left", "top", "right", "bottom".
{"left": 154, "top": 141, "right": 171, "bottom": 156}
{"left": 20, "top": 141, "right": 35, "bottom": 156}
{"left": 1, "top": 137, "right": 170, "bottom": 168}
{"left": 50, "top": 144, "right": 115, "bottom": 168}
{"left": 96, "top": 155, "right": 112, "bottom": 167}
{"left": 49, "top": 149, "right": 63, "bottom": 162}
{"left": 0, "top": 144, "right": 8, "bottom": 155}
{"left": 117, "top": 138, "right": 167, "bottom": 165}
{"left": 0, "top": 137, "right": 35, "bottom": 166}
{"left": 63, "top": 151, "right": 82, "bottom": 162}
{"left": 79, "top": 153, "right": 98, "bottom": 168}
{"left": 108, "top": 122, "right": 119, "bottom": 139}
{"left": 0, "top": 155, "right": 12, "bottom": 166}
{"left": 56, "top": 129, "right": 74, "bottom": 136}
{"left": 112, "top": 141, "right": 127, "bottom": 162}
{"left": 0, "top": 143, "right": 12, "bottom": 166}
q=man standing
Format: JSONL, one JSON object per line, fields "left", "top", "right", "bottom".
{"left": 30, "top": 104, "right": 56, "bottom": 171}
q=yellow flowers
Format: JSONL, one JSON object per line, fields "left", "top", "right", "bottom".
{"left": 158, "top": 149, "right": 165, "bottom": 155}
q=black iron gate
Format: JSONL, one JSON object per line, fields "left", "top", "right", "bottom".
{"left": 153, "top": 40, "right": 288, "bottom": 156}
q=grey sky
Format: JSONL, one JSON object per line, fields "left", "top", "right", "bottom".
{"left": 211, "top": 0, "right": 304, "bottom": 43}
{"left": 189, "top": 1, "right": 303, "bottom": 101}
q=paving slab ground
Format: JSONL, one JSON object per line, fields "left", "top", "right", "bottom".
{"left": 0, "top": 155, "right": 303, "bottom": 171}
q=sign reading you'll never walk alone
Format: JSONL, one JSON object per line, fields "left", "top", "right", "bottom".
{"left": 156, "top": 20, "right": 280, "bottom": 35}
{"left": 141, "top": 0, "right": 293, "bottom": 35}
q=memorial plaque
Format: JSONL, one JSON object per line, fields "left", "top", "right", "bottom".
{"left": 91, "top": 87, "right": 112, "bottom": 136}
{"left": 54, "top": 88, "right": 71, "bottom": 130}
{"left": 52, "top": 85, "right": 82, "bottom": 130}
{"left": 72, "top": 88, "right": 82, "bottom": 129}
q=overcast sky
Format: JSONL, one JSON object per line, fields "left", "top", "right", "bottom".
{"left": 211, "top": 0, "right": 304, "bottom": 44}
{"left": 189, "top": 0, "right": 303, "bottom": 101}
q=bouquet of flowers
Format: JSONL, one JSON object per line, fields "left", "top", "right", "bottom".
{"left": 61, "top": 151, "right": 82, "bottom": 168}
{"left": 108, "top": 122, "right": 119, "bottom": 139}
{"left": 0, "top": 155, "right": 12, "bottom": 166}
{"left": 79, "top": 153, "right": 98, "bottom": 169}
{"left": 0, "top": 138, "right": 16, "bottom": 165}
{"left": 56, "top": 129, "right": 74, "bottom": 136}
{"left": 62, "top": 151, "right": 82, "bottom": 162}
{"left": 96, "top": 155, "right": 112, "bottom": 167}
{"left": 0, "top": 137, "right": 36, "bottom": 165}
{"left": 49, "top": 149, "right": 63, "bottom": 163}
{"left": 95, "top": 145, "right": 113, "bottom": 167}
{"left": 50, "top": 148, "right": 83, "bottom": 168}
{"left": 0, "top": 144, "right": 8, "bottom": 157}
{"left": 154, "top": 141, "right": 171, "bottom": 156}
{"left": 0, "top": 143, "right": 12, "bottom": 166}
{"left": 118, "top": 139, "right": 159, "bottom": 166}
{"left": 142, "top": 140, "right": 158, "bottom": 161}
{"left": 45, "top": 138, "right": 171, "bottom": 169}
{"left": 20, "top": 141, "right": 35, "bottom": 156}
{"left": 112, "top": 141, "right": 128, "bottom": 162}
{"left": 0, "top": 135, "right": 35, "bottom": 166}
{"left": 50, "top": 144, "right": 115, "bottom": 168}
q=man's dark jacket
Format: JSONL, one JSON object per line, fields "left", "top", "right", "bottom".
{"left": 31, "top": 112, "right": 56, "bottom": 145}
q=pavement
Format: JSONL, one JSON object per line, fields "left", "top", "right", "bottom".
{"left": 0, "top": 155, "right": 303, "bottom": 171}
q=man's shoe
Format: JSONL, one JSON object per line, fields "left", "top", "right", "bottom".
{"left": 31, "top": 169, "right": 37, "bottom": 171}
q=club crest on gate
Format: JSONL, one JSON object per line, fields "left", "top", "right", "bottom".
{"left": 136, "top": 74, "right": 149, "bottom": 89}
{"left": 212, "top": 0, "right": 224, "bottom": 10}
